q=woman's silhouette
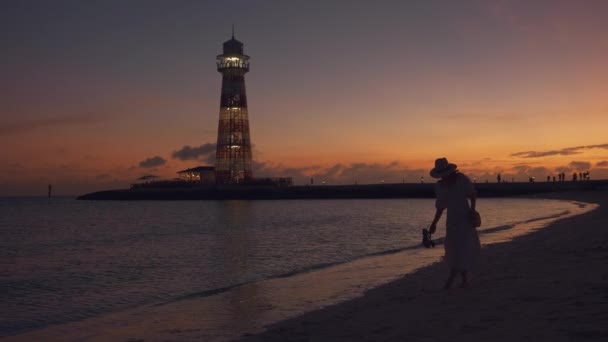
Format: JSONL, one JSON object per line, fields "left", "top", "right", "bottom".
{"left": 428, "top": 158, "right": 480, "bottom": 289}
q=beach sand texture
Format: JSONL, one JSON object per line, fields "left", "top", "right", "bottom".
{"left": 241, "top": 191, "right": 608, "bottom": 342}
{"left": 5, "top": 191, "right": 607, "bottom": 341}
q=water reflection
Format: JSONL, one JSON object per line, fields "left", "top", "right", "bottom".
{"left": 215, "top": 201, "right": 266, "bottom": 332}
{"left": 1, "top": 198, "right": 585, "bottom": 338}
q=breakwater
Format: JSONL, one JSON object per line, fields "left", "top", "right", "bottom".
{"left": 77, "top": 180, "right": 608, "bottom": 200}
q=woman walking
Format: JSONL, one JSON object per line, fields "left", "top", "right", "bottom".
{"left": 428, "top": 158, "right": 480, "bottom": 289}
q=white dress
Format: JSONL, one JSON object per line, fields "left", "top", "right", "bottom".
{"left": 435, "top": 173, "right": 480, "bottom": 271}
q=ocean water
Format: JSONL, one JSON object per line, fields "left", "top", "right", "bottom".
{"left": 0, "top": 197, "right": 581, "bottom": 336}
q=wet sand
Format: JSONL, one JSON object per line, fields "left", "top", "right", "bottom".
{"left": 241, "top": 190, "right": 608, "bottom": 341}
{"left": 6, "top": 191, "right": 606, "bottom": 341}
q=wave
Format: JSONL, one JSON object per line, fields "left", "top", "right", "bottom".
{"left": 155, "top": 209, "right": 575, "bottom": 308}
{"left": 4, "top": 204, "right": 579, "bottom": 337}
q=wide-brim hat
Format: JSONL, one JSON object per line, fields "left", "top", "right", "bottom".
{"left": 430, "top": 157, "right": 457, "bottom": 178}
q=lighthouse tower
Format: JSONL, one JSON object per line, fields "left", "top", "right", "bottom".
{"left": 214, "top": 32, "right": 253, "bottom": 184}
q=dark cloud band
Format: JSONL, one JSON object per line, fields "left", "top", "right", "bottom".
{"left": 0, "top": 115, "right": 106, "bottom": 135}
{"left": 511, "top": 144, "right": 608, "bottom": 158}
{"left": 139, "top": 156, "right": 167, "bottom": 168}
{"left": 172, "top": 144, "right": 216, "bottom": 164}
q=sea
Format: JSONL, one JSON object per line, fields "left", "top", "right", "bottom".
{"left": 0, "top": 197, "right": 587, "bottom": 338}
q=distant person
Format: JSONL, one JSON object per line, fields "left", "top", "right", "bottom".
{"left": 547, "top": 176, "right": 550, "bottom": 182}
{"left": 428, "top": 158, "right": 480, "bottom": 289}
{"left": 497, "top": 173, "right": 501, "bottom": 183}
{"left": 573, "top": 172, "right": 578, "bottom": 181}
{"left": 553, "top": 176, "right": 556, "bottom": 182}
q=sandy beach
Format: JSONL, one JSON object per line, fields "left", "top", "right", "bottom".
{"left": 241, "top": 190, "right": 608, "bottom": 342}
{"left": 6, "top": 190, "right": 607, "bottom": 341}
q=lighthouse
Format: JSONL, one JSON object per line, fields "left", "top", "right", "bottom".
{"left": 214, "top": 31, "right": 253, "bottom": 184}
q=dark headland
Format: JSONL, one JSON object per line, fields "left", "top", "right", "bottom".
{"left": 77, "top": 180, "right": 608, "bottom": 200}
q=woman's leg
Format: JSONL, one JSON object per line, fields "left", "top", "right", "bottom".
{"left": 444, "top": 269, "right": 459, "bottom": 289}
{"left": 461, "top": 271, "right": 470, "bottom": 288}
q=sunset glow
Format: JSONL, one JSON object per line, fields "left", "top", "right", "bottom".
{"left": 1, "top": 0, "right": 607, "bottom": 195}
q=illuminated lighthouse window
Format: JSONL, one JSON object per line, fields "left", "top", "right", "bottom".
{"left": 219, "top": 57, "right": 247, "bottom": 68}
{"left": 230, "top": 132, "right": 242, "bottom": 147}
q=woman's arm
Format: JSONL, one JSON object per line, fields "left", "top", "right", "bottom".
{"left": 469, "top": 192, "right": 476, "bottom": 211}
{"left": 469, "top": 192, "right": 478, "bottom": 226}
{"left": 461, "top": 173, "right": 476, "bottom": 211}
{"left": 429, "top": 208, "right": 444, "bottom": 234}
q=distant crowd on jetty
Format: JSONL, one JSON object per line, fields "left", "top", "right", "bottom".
{"left": 494, "top": 171, "right": 591, "bottom": 184}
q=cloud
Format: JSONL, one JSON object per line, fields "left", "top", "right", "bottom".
{"left": 569, "top": 161, "right": 591, "bottom": 171}
{"left": 95, "top": 173, "right": 111, "bottom": 180}
{"left": 460, "top": 162, "right": 559, "bottom": 182}
{"left": 172, "top": 143, "right": 216, "bottom": 164}
{"left": 439, "top": 112, "right": 525, "bottom": 122}
{"left": 510, "top": 144, "right": 608, "bottom": 158}
{"left": 139, "top": 156, "right": 167, "bottom": 168}
{"left": 0, "top": 115, "right": 107, "bottom": 135}
{"left": 511, "top": 149, "right": 580, "bottom": 158}
{"left": 253, "top": 161, "right": 316, "bottom": 179}
{"left": 597, "top": 161, "right": 608, "bottom": 167}
{"left": 253, "top": 160, "right": 428, "bottom": 185}
{"left": 509, "top": 165, "right": 552, "bottom": 181}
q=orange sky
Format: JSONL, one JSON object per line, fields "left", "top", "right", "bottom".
{"left": 1, "top": 1, "right": 607, "bottom": 195}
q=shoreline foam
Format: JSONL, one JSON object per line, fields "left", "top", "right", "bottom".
{"left": 5, "top": 193, "right": 601, "bottom": 341}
